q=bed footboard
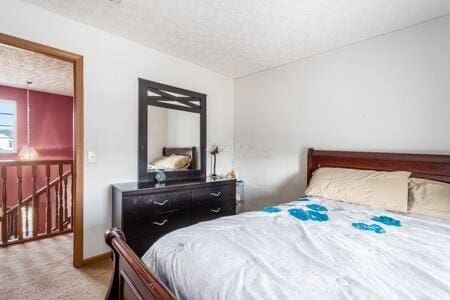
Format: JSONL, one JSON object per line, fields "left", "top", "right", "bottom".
{"left": 105, "top": 228, "right": 174, "bottom": 300}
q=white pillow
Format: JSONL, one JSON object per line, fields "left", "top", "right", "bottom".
{"left": 408, "top": 178, "right": 450, "bottom": 221}
{"left": 305, "top": 167, "right": 411, "bottom": 212}
{"left": 153, "top": 154, "right": 191, "bottom": 170}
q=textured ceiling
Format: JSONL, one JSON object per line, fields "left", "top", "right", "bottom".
{"left": 22, "top": 0, "right": 450, "bottom": 78}
{"left": 0, "top": 44, "right": 73, "bottom": 96}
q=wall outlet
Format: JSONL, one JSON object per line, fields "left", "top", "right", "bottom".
{"left": 88, "top": 151, "right": 96, "bottom": 163}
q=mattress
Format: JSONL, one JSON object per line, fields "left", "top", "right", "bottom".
{"left": 141, "top": 197, "right": 450, "bottom": 299}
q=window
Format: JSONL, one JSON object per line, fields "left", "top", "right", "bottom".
{"left": 0, "top": 100, "right": 17, "bottom": 153}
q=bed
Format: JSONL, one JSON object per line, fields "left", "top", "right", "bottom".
{"left": 105, "top": 148, "right": 450, "bottom": 300}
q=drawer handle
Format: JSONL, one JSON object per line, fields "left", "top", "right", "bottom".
{"left": 211, "top": 208, "right": 221, "bottom": 213}
{"left": 211, "top": 192, "right": 222, "bottom": 197}
{"left": 153, "top": 219, "right": 168, "bottom": 226}
{"left": 154, "top": 199, "right": 169, "bottom": 206}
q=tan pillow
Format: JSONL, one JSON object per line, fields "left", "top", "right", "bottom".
{"left": 153, "top": 154, "right": 191, "bottom": 170}
{"left": 408, "top": 178, "right": 450, "bottom": 221}
{"left": 305, "top": 167, "right": 411, "bottom": 212}
{"left": 150, "top": 156, "right": 165, "bottom": 165}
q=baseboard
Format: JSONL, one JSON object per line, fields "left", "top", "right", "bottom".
{"left": 82, "top": 251, "right": 111, "bottom": 266}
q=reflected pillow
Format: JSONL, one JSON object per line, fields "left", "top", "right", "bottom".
{"left": 153, "top": 154, "right": 191, "bottom": 170}
{"left": 305, "top": 167, "right": 411, "bottom": 212}
{"left": 150, "top": 156, "right": 165, "bottom": 165}
{"left": 408, "top": 178, "right": 450, "bottom": 221}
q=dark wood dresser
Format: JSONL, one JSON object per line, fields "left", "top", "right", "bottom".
{"left": 112, "top": 178, "right": 236, "bottom": 256}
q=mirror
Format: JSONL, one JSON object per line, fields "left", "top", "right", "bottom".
{"left": 147, "top": 106, "right": 200, "bottom": 172}
{"left": 138, "top": 78, "right": 206, "bottom": 182}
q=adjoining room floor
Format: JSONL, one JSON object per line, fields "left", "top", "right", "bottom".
{"left": 0, "top": 234, "right": 112, "bottom": 300}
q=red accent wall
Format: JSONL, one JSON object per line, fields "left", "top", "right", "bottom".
{"left": 0, "top": 85, "right": 73, "bottom": 160}
{"left": 0, "top": 85, "right": 73, "bottom": 234}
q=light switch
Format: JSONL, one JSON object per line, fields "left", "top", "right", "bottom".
{"left": 88, "top": 151, "right": 96, "bottom": 163}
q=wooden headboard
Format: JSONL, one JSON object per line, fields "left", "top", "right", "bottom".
{"left": 162, "top": 147, "right": 197, "bottom": 169}
{"left": 307, "top": 148, "right": 450, "bottom": 184}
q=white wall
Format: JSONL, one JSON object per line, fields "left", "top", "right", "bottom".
{"left": 167, "top": 110, "right": 201, "bottom": 166}
{"left": 167, "top": 110, "right": 200, "bottom": 149}
{"left": 0, "top": 0, "right": 234, "bottom": 258}
{"left": 234, "top": 16, "right": 450, "bottom": 211}
{"left": 147, "top": 106, "right": 168, "bottom": 162}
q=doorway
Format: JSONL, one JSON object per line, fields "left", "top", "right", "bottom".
{"left": 0, "top": 33, "right": 84, "bottom": 268}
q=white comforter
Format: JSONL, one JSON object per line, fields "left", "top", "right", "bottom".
{"left": 142, "top": 197, "right": 450, "bottom": 299}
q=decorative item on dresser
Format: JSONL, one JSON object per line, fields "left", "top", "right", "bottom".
{"left": 112, "top": 177, "right": 236, "bottom": 257}
{"left": 209, "top": 145, "right": 219, "bottom": 179}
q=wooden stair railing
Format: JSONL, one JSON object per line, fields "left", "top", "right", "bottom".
{"left": 0, "top": 160, "right": 74, "bottom": 247}
{"left": 5, "top": 171, "right": 72, "bottom": 236}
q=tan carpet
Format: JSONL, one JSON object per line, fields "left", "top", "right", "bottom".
{"left": 0, "top": 234, "right": 112, "bottom": 300}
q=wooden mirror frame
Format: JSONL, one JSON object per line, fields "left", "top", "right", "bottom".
{"left": 138, "top": 78, "right": 206, "bottom": 182}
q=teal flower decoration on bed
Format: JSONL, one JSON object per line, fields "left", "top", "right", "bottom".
{"left": 298, "top": 196, "right": 310, "bottom": 201}
{"left": 307, "top": 210, "right": 329, "bottom": 221}
{"left": 352, "top": 223, "right": 385, "bottom": 234}
{"left": 306, "top": 204, "right": 328, "bottom": 212}
{"left": 371, "top": 215, "right": 401, "bottom": 227}
{"left": 289, "top": 208, "right": 309, "bottom": 221}
{"left": 288, "top": 208, "right": 329, "bottom": 222}
{"left": 262, "top": 206, "right": 281, "bottom": 213}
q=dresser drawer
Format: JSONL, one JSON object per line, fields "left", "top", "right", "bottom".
{"left": 123, "top": 210, "right": 190, "bottom": 241}
{"left": 191, "top": 184, "right": 235, "bottom": 206}
{"left": 124, "top": 190, "right": 191, "bottom": 216}
{"left": 191, "top": 199, "right": 236, "bottom": 224}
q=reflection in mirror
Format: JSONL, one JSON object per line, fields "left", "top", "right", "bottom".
{"left": 147, "top": 105, "right": 200, "bottom": 172}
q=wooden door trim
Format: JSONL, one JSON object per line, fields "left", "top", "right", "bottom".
{"left": 0, "top": 32, "right": 84, "bottom": 268}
